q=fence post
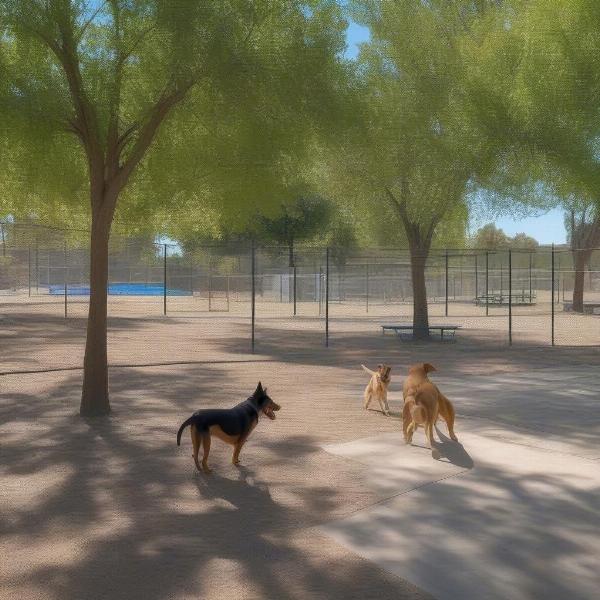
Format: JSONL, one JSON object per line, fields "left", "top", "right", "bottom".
{"left": 318, "top": 265, "right": 323, "bottom": 315}
{"left": 475, "top": 254, "right": 478, "bottom": 299}
{"left": 325, "top": 247, "right": 330, "bottom": 347}
{"left": 445, "top": 250, "right": 449, "bottom": 317}
{"left": 251, "top": 240, "right": 256, "bottom": 353}
{"left": 529, "top": 252, "right": 533, "bottom": 302}
{"left": 28, "top": 246, "right": 31, "bottom": 297}
{"left": 556, "top": 253, "right": 560, "bottom": 303}
{"left": 485, "top": 251, "right": 489, "bottom": 316}
{"left": 163, "top": 243, "right": 167, "bottom": 316}
{"left": 508, "top": 249, "right": 512, "bottom": 345}
{"left": 63, "top": 240, "right": 68, "bottom": 319}
{"left": 500, "top": 260, "right": 503, "bottom": 297}
{"left": 366, "top": 263, "right": 369, "bottom": 313}
{"left": 551, "top": 244, "right": 555, "bottom": 346}
{"left": 35, "top": 238, "right": 39, "bottom": 293}
{"left": 293, "top": 265, "right": 297, "bottom": 316}
{"left": 208, "top": 263, "right": 212, "bottom": 311}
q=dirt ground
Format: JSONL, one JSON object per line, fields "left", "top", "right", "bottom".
{"left": 1, "top": 299, "right": 600, "bottom": 599}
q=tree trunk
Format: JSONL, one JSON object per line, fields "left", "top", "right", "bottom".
{"left": 409, "top": 247, "right": 430, "bottom": 339}
{"left": 80, "top": 209, "right": 112, "bottom": 416}
{"left": 572, "top": 249, "right": 590, "bottom": 313}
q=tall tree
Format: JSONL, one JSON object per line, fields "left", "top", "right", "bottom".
{"left": 325, "top": 0, "right": 498, "bottom": 337}
{"left": 1, "top": 0, "right": 346, "bottom": 415}
{"left": 469, "top": 0, "right": 600, "bottom": 312}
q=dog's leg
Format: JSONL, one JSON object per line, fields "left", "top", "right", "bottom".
{"left": 377, "top": 394, "right": 389, "bottom": 416}
{"left": 426, "top": 421, "right": 440, "bottom": 460}
{"left": 201, "top": 434, "right": 212, "bottom": 474}
{"left": 191, "top": 425, "right": 202, "bottom": 472}
{"left": 402, "top": 404, "right": 414, "bottom": 443}
{"left": 444, "top": 398, "right": 458, "bottom": 441}
{"left": 363, "top": 387, "right": 372, "bottom": 410}
{"left": 382, "top": 390, "right": 391, "bottom": 416}
{"left": 232, "top": 433, "right": 248, "bottom": 466}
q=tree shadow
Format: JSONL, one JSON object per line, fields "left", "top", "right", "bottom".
{"left": 1, "top": 369, "right": 430, "bottom": 600}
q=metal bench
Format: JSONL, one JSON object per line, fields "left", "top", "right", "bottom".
{"left": 381, "top": 324, "right": 461, "bottom": 341}
{"left": 475, "top": 292, "right": 536, "bottom": 306}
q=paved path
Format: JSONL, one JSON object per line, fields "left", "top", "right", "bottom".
{"left": 320, "top": 368, "right": 600, "bottom": 600}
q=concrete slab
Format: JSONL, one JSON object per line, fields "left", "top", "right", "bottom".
{"left": 320, "top": 425, "right": 600, "bottom": 600}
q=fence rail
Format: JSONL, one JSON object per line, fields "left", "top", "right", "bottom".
{"left": 1, "top": 227, "right": 599, "bottom": 348}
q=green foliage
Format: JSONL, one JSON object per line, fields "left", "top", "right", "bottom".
{"left": 471, "top": 223, "right": 510, "bottom": 250}
{"left": 0, "top": 1, "right": 348, "bottom": 229}
{"left": 470, "top": 223, "right": 539, "bottom": 250}
{"left": 255, "top": 195, "right": 333, "bottom": 247}
{"left": 318, "top": 0, "right": 500, "bottom": 255}
{"left": 511, "top": 232, "right": 539, "bottom": 250}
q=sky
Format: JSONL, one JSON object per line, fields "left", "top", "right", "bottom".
{"left": 344, "top": 22, "right": 568, "bottom": 244}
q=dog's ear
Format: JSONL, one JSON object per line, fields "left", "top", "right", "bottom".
{"left": 255, "top": 381, "right": 263, "bottom": 394}
{"left": 423, "top": 363, "right": 436, "bottom": 373}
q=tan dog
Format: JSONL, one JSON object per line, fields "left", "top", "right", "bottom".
{"left": 402, "top": 362, "right": 437, "bottom": 401}
{"left": 362, "top": 364, "right": 392, "bottom": 416}
{"left": 402, "top": 363, "right": 458, "bottom": 459}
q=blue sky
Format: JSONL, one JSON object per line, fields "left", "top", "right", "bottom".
{"left": 344, "top": 22, "right": 567, "bottom": 244}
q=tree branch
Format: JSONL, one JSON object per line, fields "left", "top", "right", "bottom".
{"left": 75, "top": 0, "right": 108, "bottom": 43}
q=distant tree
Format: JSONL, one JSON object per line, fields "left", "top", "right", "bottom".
{"left": 511, "top": 232, "right": 539, "bottom": 250}
{"left": 0, "top": 1, "right": 346, "bottom": 416}
{"left": 471, "top": 224, "right": 510, "bottom": 250}
{"left": 256, "top": 196, "right": 333, "bottom": 267}
{"left": 329, "top": 218, "right": 359, "bottom": 268}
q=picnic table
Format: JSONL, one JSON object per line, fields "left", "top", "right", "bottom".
{"left": 475, "top": 292, "right": 536, "bottom": 306}
{"left": 381, "top": 323, "right": 461, "bottom": 341}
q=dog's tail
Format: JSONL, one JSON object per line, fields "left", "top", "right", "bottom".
{"left": 361, "top": 364, "right": 375, "bottom": 376}
{"left": 177, "top": 416, "right": 194, "bottom": 446}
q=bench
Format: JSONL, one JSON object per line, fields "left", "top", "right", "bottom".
{"left": 475, "top": 292, "right": 536, "bottom": 306}
{"left": 381, "top": 324, "right": 461, "bottom": 341}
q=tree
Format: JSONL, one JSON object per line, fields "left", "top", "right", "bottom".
{"left": 256, "top": 195, "right": 333, "bottom": 266}
{"left": 325, "top": 0, "right": 499, "bottom": 338}
{"left": 511, "top": 232, "right": 539, "bottom": 250}
{"left": 469, "top": 0, "right": 600, "bottom": 312}
{"left": 565, "top": 200, "right": 600, "bottom": 312}
{"left": 1, "top": 1, "right": 347, "bottom": 415}
{"left": 471, "top": 224, "right": 510, "bottom": 250}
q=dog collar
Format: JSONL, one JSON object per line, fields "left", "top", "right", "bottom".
{"left": 247, "top": 400, "right": 260, "bottom": 418}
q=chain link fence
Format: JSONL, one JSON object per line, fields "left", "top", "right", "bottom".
{"left": 1, "top": 222, "right": 599, "bottom": 348}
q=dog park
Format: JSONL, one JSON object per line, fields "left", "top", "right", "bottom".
{"left": 2, "top": 1, "right": 600, "bottom": 599}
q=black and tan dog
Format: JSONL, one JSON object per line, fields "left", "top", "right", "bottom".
{"left": 177, "top": 382, "right": 280, "bottom": 473}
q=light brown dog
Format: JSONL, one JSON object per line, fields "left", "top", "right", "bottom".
{"left": 402, "top": 362, "right": 437, "bottom": 401}
{"left": 362, "top": 364, "right": 392, "bottom": 415}
{"left": 402, "top": 363, "right": 458, "bottom": 459}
